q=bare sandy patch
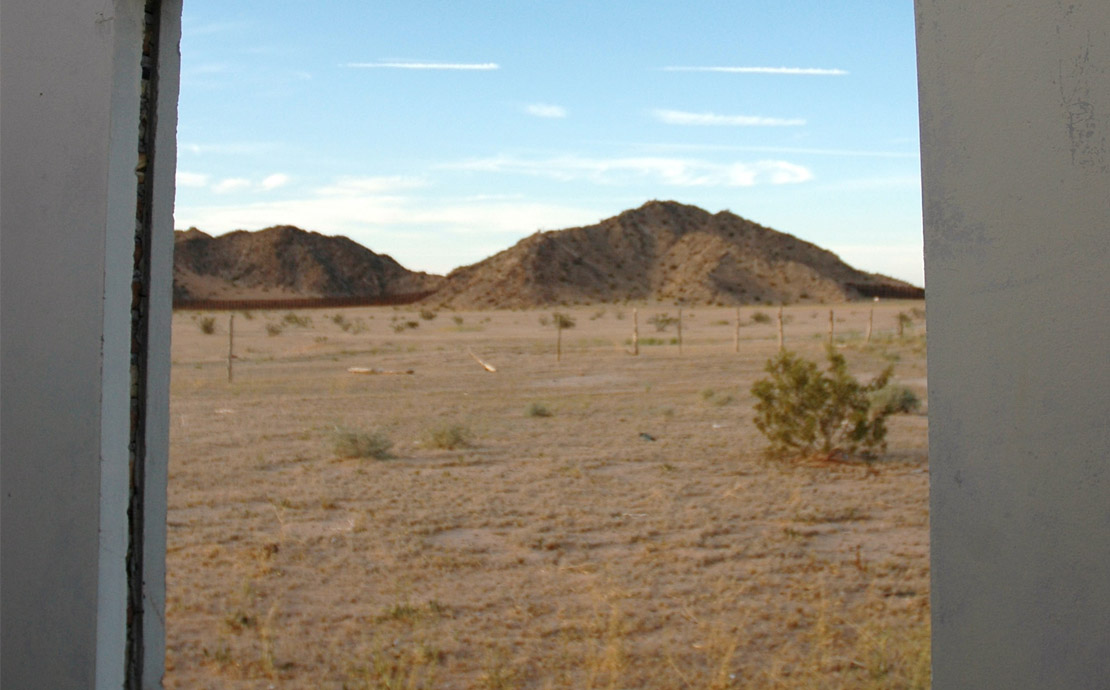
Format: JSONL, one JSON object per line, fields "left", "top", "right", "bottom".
{"left": 166, "top": 302, "right": 929, "bottom": 688}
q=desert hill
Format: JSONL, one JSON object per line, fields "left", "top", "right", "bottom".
{"left": 428, "top": 200, "right": 922, "bottom": 309}
{"left": 173, "top": 225, "right": 443, "bottom": 302}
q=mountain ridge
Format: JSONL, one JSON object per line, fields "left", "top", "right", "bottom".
{"left": 173, "top": 201, "right": 922, "bottom": 307}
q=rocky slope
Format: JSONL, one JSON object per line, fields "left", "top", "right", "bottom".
{"left": 173, "top": 225, "right": 443, "bottom": 301}
{"left": 427, "top": 200, "right": 921, "bottom": 309}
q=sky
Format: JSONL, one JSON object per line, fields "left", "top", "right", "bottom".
{"left": 174, "top": 1, "right": 925, "bottom": 286}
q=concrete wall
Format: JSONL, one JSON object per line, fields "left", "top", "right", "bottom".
{"left": 0, "top": 1, "right": 179, "bottom": 687}
{"left": 915, "top": 2, "right": 1110, "bottom": 688}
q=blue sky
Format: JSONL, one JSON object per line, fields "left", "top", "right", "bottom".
{"left": 174, "top": 1, "right": 924, "bottom": 285}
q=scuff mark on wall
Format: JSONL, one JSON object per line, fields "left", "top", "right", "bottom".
{"left": 1059, "top": 33, "right": 1108, "bottom": 172}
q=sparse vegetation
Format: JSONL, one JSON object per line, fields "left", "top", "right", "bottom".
{"left": 426, "top": 423, "right": 470, "bottom": 450}
{"left": 700, "top": 388, "right": 735, "bottom": 406}
{"left": 647, "top": 312, "right": 678, "bottom": 332}
{"left": 897, "top": 311, "right": 914, "bottom": 338}
{"left": 551, "top": 312, "right": 575, "bottom": 330}
{"left": 752, "top": 311, "right": 773, "bottom": 324}
{"left": 282, "top": 312, "right": 312, "bottom": 328}
{"left": 265, "top": 323, "right": 283, "bottom": 337}
{"left": 419, "top": 309, "right": 438, "bottom": 321}
{"left": 198, "top": 316, "right": 217, "bottom": 334}
{"left": 751, "top": 347, "right": 894, "bottom": 460}
{"left": 167, "top": 302, "right": 928, "bottom": 689}
{"left": 525, "top": 402, "right": 553, "bottom": 418}
{"left": 333, "top": 429, "right": 394, "bottom": 460}
{"left": 870, "top": 383, "right": 923, "bottom": 415}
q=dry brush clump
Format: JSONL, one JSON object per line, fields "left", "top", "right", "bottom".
{"left": 332, "top": 429, "right": 394, "bottom": 460}
{"left": 425, "top": 423, "right": 470, "bottom": 450}
{"left": 751, "top": 347, "right": 894, "bottom": 461}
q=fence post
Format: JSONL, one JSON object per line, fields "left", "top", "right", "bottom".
{"left": 734, "top": 306, "right": 741, "bottom": 354}
{"left": 632, "top": 308, "right": 639, "bottom": 355}
{"left": 777, "top": 305, "right": 785, "bottom": 352}
{"left": 828, "top": 309, "right": 835, "bottom": 346}
{"left": 677, "top": 306, "right": 683, "bottom": 355}
{"left": 227, "top": 313, "right": 235, "bottom": 383}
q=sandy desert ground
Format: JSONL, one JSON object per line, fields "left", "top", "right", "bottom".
{"left": 166, "top": 302, "right": 930, "bottom": 689}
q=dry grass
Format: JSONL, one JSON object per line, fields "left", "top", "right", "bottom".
{"left": 166, "top": 302, "right": 929, "bottom": 688}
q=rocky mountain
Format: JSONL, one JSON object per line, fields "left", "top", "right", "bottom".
{"left": 427, "top": 200, "right": 922, "bottom": 309}
{"left": 173, "top": 225, "right": 443, "bottom": 302}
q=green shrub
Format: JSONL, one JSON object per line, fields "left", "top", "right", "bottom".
{"left": 333, "top": 429, "right": 393, "bottom": 459}
{"left": 647, "top": 312, "right": 678, "bottom": 332}
{"left": 751, "top": 347, "right": 893, "bottom": 460}
{"left": 426, "top": 423, "right": 469, "bottom": 450}
{"left": 869, "top": 384, "right": 922, "bottom": 415}
{"left": 198, "top": 316, "right": 217, "bottom": 334}
{"left": 526, "top": 402, "right": 553, "bottom": 418}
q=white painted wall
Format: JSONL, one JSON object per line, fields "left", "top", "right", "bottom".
{"left": 2, "top": 1, "right": 1107, "bottom": 687}
{"left": 0, "top": 1, "right": 178, "bottom": 687}
{"left": 916, "top": 2, "right": 1110, "bottom": 687}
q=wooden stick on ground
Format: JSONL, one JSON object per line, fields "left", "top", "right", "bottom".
{"left": 347, "top": 367, "right": 414, "bottom": 375}
{"left": 468, "top": 349, "right": 497, "bottom": 372}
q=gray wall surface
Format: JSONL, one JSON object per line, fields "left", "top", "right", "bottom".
{"left": 0, "top": 1, "right": 178, "bottom": 687}
{"left": 916, "top": 2, "right": 1110, "bottom": 688}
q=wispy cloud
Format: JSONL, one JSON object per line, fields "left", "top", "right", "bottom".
{"left": 315, "top": 176, "right": 427, "bottom": 196}
{"left": 599, "top": 141, "right": 919, "bottom": 158}
{"left": 180, "top": 142, "right": 280, "bottom": 156}
{"left": 176, "top": 171, "right": 209, "bottom": 188}
{"left": 663, "top": 66, "right": 848, "bottom": 75}
{"left": 524, "top": 103, "right": 567, "bottom": 118}
{"left": 443, "top": 154, "right": 812, "bottom": 187}
{"left": 260, "top": 173, "right": 290, "bottom": 191}
{"left": 344, "top": 61, "right": 499, "bottom": 70}
{"left": 653, "top": 109, "right": 805, "bottom": 127}
{"left": 212, "top": 178, "right": 252, "bottom": 194}
{"left": 183, "top": 173, "right": 292, "bottom": 194}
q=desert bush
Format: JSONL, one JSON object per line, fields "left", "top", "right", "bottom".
{"left": 198, "top": 316, "right": 216, "bottom": 334}
{"left": 426, "top": 423, "right": 469, "bottom": 450}
{"left": 265, "top": 323, "right": 283, "bottom": 336}
{"left": 526, "top": 402, "right": 553, "bottom": 418}
{"left": 419, "top": 309, "right": 437, "bottom": 321}
{"left": 752, "top": 311, "right": 773, "bottom": 324}
{"left": 537, "top": 315, "right": 550, "bottom": 327}
{"left": 333, "top": 429, "right": 393, "bottom": 460}
{"left": 869, "top": 383, "right": 922, "bottom": 415}
{"left": 647, "top": 312, "right": 678, "bottom": 332}
{"left": 751, "top": 347, "right": 893, "bottom": 460}
{"left": 283, "top": 312, "right": 312, "bottom": 328}
{"left": 551, "top": 312, "right": 575, "bottom": 330}
{"left": 452, "top": 315, "right": 464, "bottom": 326}
{"left": 700, "top": 388, "right": 735, "bottom": 406}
